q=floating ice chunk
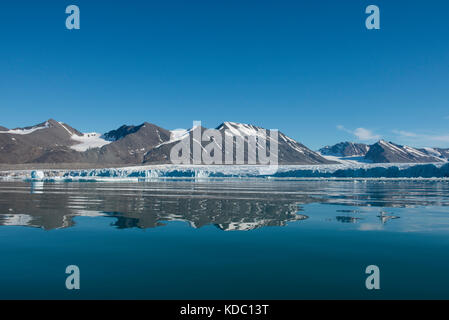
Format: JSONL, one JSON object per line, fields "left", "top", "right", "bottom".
{"left": 31, "top": 170, "right": 45, "bottom": 180}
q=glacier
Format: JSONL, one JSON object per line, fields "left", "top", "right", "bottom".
{"left": 1, "top": 162, "right": 449, "bottom": 182}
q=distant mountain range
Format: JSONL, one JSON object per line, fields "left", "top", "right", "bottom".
{"left": 319, "top": 140, "right": 448, "bottom": 163}
{"left": 0, "top": 119, "right": 334, "bottom": 166}
{"left": 0, "top": 119, "right": 447, "bottom": 167}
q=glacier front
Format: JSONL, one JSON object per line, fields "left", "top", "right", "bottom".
{"left": 1, "top": 162, "right": 449, "bottom": 182}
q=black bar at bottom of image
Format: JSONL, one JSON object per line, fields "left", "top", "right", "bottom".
{"left": 1, "top": 300, "right": 448, "bottom": 318}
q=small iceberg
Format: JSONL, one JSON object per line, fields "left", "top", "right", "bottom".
{"left": 31, "top": 170, "right": 45, "bottom": 180}
{"left": 377, "top": 211, "right": 400, "bottom": 224}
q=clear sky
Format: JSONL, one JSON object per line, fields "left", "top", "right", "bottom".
{"left": 1, "top": 0, "right": 448, "bottom": 149}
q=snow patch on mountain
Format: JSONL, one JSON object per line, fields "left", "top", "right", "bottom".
{"left": 58, "top": 122, "right": 75, "bottom": 136}
{"left": 0, "top": 122, "right": 50, "bottom": 135}
{"left": 321, "top": 155, "right": 372, "bottom": 165}
{"left": 219, "top": 122, "right": 268, "bottom": 138}
{"left": 280, "top": 134, "right": 306, "bottom": 154}
{"left": 70, "top": 133, "right": 111, "bottom": 151}
{"left": 422, "top": 147, "right": 442, "bottom": 158}
{"left": 379, "top": 140, "right": 405, "bottom": 154}
{"left": 170, "top": 129, "right": 188, "bottom": 141}
{"left": 218, "top": 122, "right": 278, "bottom": 141}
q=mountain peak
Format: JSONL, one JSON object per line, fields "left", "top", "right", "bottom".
{"left": 46, "top": 118, "right": 59, "bottom": 125}
{"left": 103, "top": 123, "right": 144, "bottom": 141}
{"left": 319, "top": 141, "right": 370, "bottom": 157}
{"left": 378, "top": 139, "right": 393, "bottom": 145}
{"left": 365, "top": 140, "right": 443, "bottom": 163}
{"left": 217, "top": 121, "right": 261, "bottom": 130}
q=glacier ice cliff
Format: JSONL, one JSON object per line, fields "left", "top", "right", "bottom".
{"left": 1, "top": 162, "right": 448, "bottom": 182}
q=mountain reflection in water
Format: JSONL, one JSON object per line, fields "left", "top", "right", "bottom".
{"left": 0, "top": 179, "right": 448, "bottom": 231}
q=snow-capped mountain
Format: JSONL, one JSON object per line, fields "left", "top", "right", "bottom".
{"left": 319, "top": 142, "right": 370, "bottom": 157}
{"left": 319, "top": 140, "right": 449, "bottom": 164}
{"left": 364, "top": 140, "right": 444, "bottom": 163}
{"left": 0, "top": 119, "right": 169, "bottom": 165}
{"left": 0, "top": 119, "right": 85, "bottom": 164}
{"left": 1, "top": 120, "right": 448, "bottom": 166}
{"left": 220, "top": 122, "right": 334, "bottom": 164}
{"left": 143, "top": 121, "right": 336, "bottom": 165}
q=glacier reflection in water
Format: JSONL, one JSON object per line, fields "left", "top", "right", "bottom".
{"left": 0, "top": 179, "right": 448, "bottom": 231}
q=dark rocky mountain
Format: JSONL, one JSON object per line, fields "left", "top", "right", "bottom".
{"left": 364, "top": 140, "right": 443, "bottom": 163}
{"left": 0, "top": 126, "right": 8, "bottom": 131}
{"left": 0, "top": 119, "right": 170, "bottom": 165}
{"left": 103, "top": 124, "right": 145, "bottom": 141}
{"left": 144, "top": 121, "right": 336, "bottom": 165}
{"left": 0, "top": 119, "right": 84, "bottom": 164}
{"left": 319, "top": 142, "right": 370, "bottom": 157}
{"left": 98, "top": 122, "right": 171, "bottom": 164}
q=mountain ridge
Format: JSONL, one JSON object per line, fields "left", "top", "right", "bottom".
{"left": 320, "top": 140, "right": 448, "bottom": 163}
{"left": 1, "top": 119, "right": 448, "bottom": 166}
{"left": 1, "top": 119, "right": 334, "bottom": 166}
{"left": 364, "top": 140, "right": 445, "bottom": 163}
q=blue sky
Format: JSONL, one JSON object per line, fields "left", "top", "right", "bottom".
{"left": 0, "top": 0, "right": 448, "bottom": 149}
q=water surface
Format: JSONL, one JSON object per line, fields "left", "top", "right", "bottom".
{"left": 0, "top": 180, "right": 448, "bottom": 299}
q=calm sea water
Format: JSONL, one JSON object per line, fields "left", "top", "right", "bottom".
{"left": 0, "top": 179, "right": 448, "bottom": 299}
